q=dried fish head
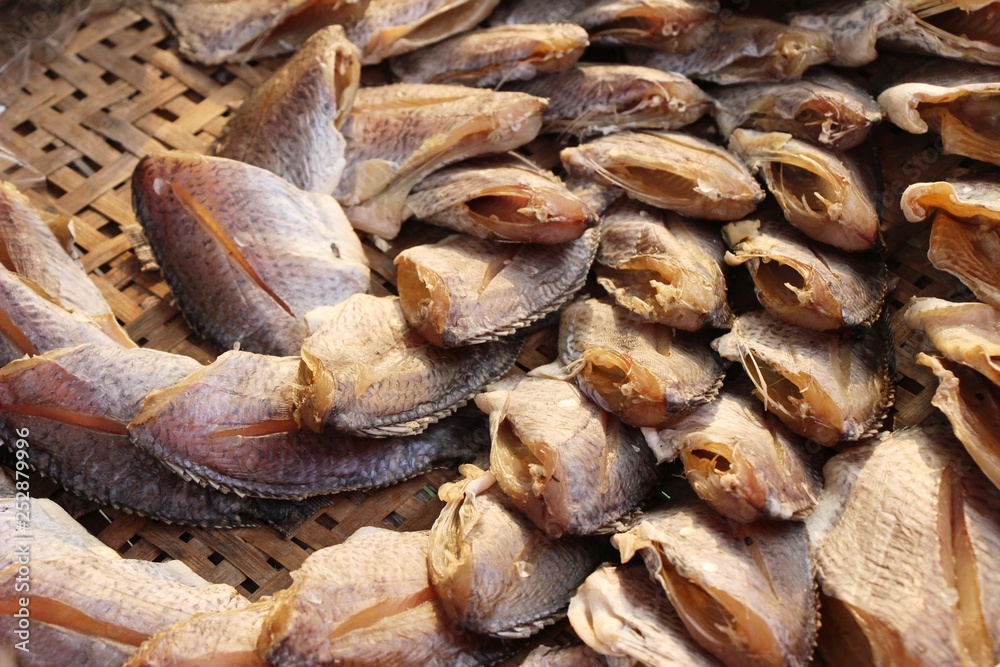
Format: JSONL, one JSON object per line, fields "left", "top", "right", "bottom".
{"left": 905, "top": 297, "right": 1000, "bottom": 385}
{"left": 788, "top": 0, "right": 892, "bottom": 67}
{"left": 571, "top": 0, "right": 720, "bottom": 52}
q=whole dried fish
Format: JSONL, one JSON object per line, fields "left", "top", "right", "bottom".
{"left": 594, "top": 203, "right": 732, "bottom": 330}
{"left": 260, "top": 528, "right": 507, "bottom": 666}
{"left": 809, "top": 425, "right": 1000, "bottom": 667}
{"left": 404, "top": 155, "right": 594, "bottom": 244}
{"left": 0, "top": 619, "right": 134, "bottom": 667}
{"left": 643, "top": 375, "right": 822, "bottom": 522}
{"left": 902, "top": 175, "right": 1000, "bottom": 306}
{"left": 0, "top": 497, "right": 120, "bottom": 566}
{"left": 336, "top": 84, "right": 546, "bottom": 238}
{"left": 905, "top": 297, "right": 1000, "bottom": 385}
{"left": 520, "top": 644, "right": 609, "bottom": 666}
{"left": 637, "top": 16, "right": 833, "bottom": 84}
{"left": 558, "top": 298, "right": 725, "bottom": 428}
{"left": 614, "top": 501, "right": 818, "bottom": 667}
{"left": 395, "top": 226, "right": 599, "bottom": 347}
{"left": 712, "top": 310, "right": 893, "bottom": 445}
{"left": 347, "top": 0, "right": 502, "bottom": 64}
{"left": 428, "top": 465, "right": 600, "bottom": 637}
{"left": 476, "top": 375, "right": 658, "bottom": 537}
{"left": 561, "top": 131, "right": 764, "bottom": 221}
{"left": 211, "top": 25, "right": 359, "bottom": 193}
{"left": 722, "top": 211, "right": 887, "bottom": 330}
{"left": 712, "top": 69, "right": 882, "bottom": 151}
{"left": 298, "top": 294, "right": 520, "bottom": 434}
{"left": 508, "top": 65, "right": 711, "bottom": 138}
{"left": 728, "top": 128, "right": 881, "bottom": 251}
{"left": 130, "top": 349, "right": 491, "bottom": 498}
{"left": 391, "top": 24, "right": 588, "bottom": 87}
{"left": 567, "top": 563, "right": 722, "bottom": 667}
{"left": 132, "top": 151, "right": 369, "bottom": 356}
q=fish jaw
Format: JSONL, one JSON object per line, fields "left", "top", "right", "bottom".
{"left": 395, "top": 258, "right": 452, "bottom": 348}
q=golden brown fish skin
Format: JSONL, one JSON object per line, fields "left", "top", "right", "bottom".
{"left": 558, "top": 298, "right": 725, "bottom": 428}
{"left": 561, "top": 131, "right": 764, "bottom": 221}
{"left": 905, "top": 297, "right": 1000, "bottom": 385}
{"left": 519, "top": 643, "right": 610, "bottom": 667}
{"left": 711, "top": 69, "right": 883, "bottom": 151}
{"left": 390, "top": 24, "right": 588, "bottom": 87}
{"left": 567, "top": 563, "right": 722, "bottom": 667}
{"left": 712, "top": 310, "right": 893, "bottom": 446}
{"left": 722, "top": 211, "right": 887, "bottom": 330}
{"left": 809, "top": 425, "right": 1000, "bottom": 667}
{"left": 428, "top": 465, "right": 601, "bottom": 638}
{"left": 404, "top": 155, "right": 595, "bottom": 244}
{"left": 614, "top": 501, "right": 818, "bottom": 667}
{"left": 728, "top": 128, "right": 881, "bottom": 252}
{"left": 570, "top": 0, "right": 720, "bottom": 52}
{"left": 595, "top": 203, "right": 732, "bottom": 330}
{"left": 260, "top": 528, "right": 508, "bottom": 667}
{"left": 132, "top": 151, "right": 369, "bottom": 357}
{"left": 336, "top": 84, "right": 546, "bottom": 238}
{"left": 210, "top": 25, "right": 359, "bottom": 194}
{"left": 508, "top": 65, "right": 711, "bottom": 138}
{"left": 476, "top": 375, "right": 658, "bottom": 537}
{"left": 298, "top": 294, "right": 520, "bottom": 435}
{"left": 395, "top": 226, "right": 600, "bottom": 348}
{"left": 637, "top": 16, "right": 833, "bottom": 84}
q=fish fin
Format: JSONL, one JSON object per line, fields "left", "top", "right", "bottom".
{"left": 253, "top": 495, "right": 335, "bottom": 538}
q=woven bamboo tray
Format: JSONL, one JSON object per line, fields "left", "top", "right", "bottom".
{"left": 0, "top": 0, "right": 970, "bottom": 616}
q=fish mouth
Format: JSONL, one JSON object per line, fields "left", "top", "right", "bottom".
{"left": 395, "top": 259, "right": 451, "bottom": 347}
{"left": 580, "top": 349, "right": 667, "bottom": 427}
{"left": 767, "top": 158, "right": 841, "bottom": 221}
{"left": 793, "top": 100, "right": 869, "bottom": 149}
{"left": 366, "top": 0, "right": 493, "bottom": 61}
{"left": 463, "top": 188, "right": 592, "bottom": 244}
{"left": 752, "top": 258, "right": 842, "bottom": 331}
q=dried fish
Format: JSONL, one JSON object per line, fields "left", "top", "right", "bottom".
{"left": 567, "top": 563, "right": 722, "bottom": 667}
{"left": 508, "top": 65, "right": 711, "bottom": 138}
{"left": 594, "top": 203, "right": 732, "bottom": 330}
{"left": 391, "top": 24, "right": 588, "bottom": 87}
{"left": 728, "top": 128, "right": 881, "bottom": 251}
{"left": 395, "top": 226, "right": 599, "bottom": 347}
{"left": 260, "top": 528, "right": 507, "bottom": 666}
{"left": 637, "top": 16, "right": 833, "bottom": 84}
{"left": 336, "top": 84, "right": 546, "bottom": 238}
{"left": 712, "top": 69, "right": 882, "bottom": 151}
{"left": 809, "top": 425, "right": 1000, "bottom": 667}
{"left": 722, "top": 211, "right": 887, "bottom": 330}
{"left": 905, "top": 297, "right": 1000, "bottom": 385}
{"left": 211, "top": 25, "right": 359, "bottom": 193}
{"left": 0, "top": 497, "right": 120, "bottom": 567}
{"left": 298, "top": 294, "right": 520, "bottom": 434}
{"left": 476, "top": 375, "right": 658, "bottom": 537}
{"left": 130, "top": 349, "right": 491, "bottom": 497}
{"left": 644, "top": 375, "right": 822, "bottom": 522}
{"left": 428, "top": 465, "right": 600, "bottom": 637}
{"left": 520, "top": 643, "right": 609, "bottom": 666}
{"left": 404, "top": 155, "right": 594, "bottom": 244}
{"left": 132, "top": 151, "right": 369, "bottom": 356}
{"left": 562, "top": 131, "right": 764, "bottom": 221}
{"left": 902, "top": 175, "right": 1000, "bottom": 306}
{"left": 614, "top": 501, "right": 818, "bottom": 667}
{"left": 712, "top": 310, "right": 893, "bottom": 445}
{"left": 558, "top": 298, "right": 725, "bottom": 428}
{"left": 0, "top": 619, "right": 134, "bottom": 667}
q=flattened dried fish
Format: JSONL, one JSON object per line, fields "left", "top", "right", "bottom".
{"left": 0, "top": 619, "right": 134, "bottom": 667}
{"left": 594, "top": 203, "right": 731, "bottom": 330}
{"left": 428, "top": 465, "right": 600, "bottom": 637}
{"left": 520, "top": 643, "right": 609, "bottom": 666}
{"left": 391, "top": 24, "right": 588, "bottom": 87}
{"left": 337, "top": 84, "right": 546, "bottom": 238}
{"left": 395, "top": 227, "right": 599, "bottom": 347}
{"left": 567, "top": 563, "right": 721, "bottom": 667}
{"left": 0, "top": 497, "right": 120, "bottom": 566}
{"left": 562, "top": 131, "right": 764, "bottom": 221}
{"left": 211, "top": 25, "right": 359, "bottom": 193}
{"left": 347, "top": 0, "right": 502, "bottom": 64}
{"left": 722, "top": 211, "right": 886, "bottom": 330}
{"left": 728, "top": 128, "right": 881, "bottom": 251}
{"left": 712, "top": 69, "right": 882, "bottom": 151}
{"left": 404, "top": 155, "right": 594, "bottom": 244}
{"left": 508, "top": 65, "right": 711, "bottom": 138}
{"left": 133, "top": 151, "right": 369, "bottom": 356}
{"left": 905, "top": 297, "right": 1000, "bottom": 385}
{"left": 902, "top": 175, "right": 1000, "bottom": 305}
{"left": 260, "top": 528, "right": 506, "bottom": 666}
{"left": 637, "top": 16, "right": 833, "bottom": 84}
{"left": 558, "top": 298, "right": 724, "bottom": 428}
{"left": 298, "top": 294, "right": 519, "bottom": 434}
{"left": 130, "top": 349, "right": 491, "bottom": 497}
{"left": 643, "top": 375, "right": 822, "bottom": 522}
{"left": 476, "top": 375, "right": 658, "bottom": 537}
{"left": 712, "top": 310, "right": 893, "bottom": 445}
{"left": 809, "top": 426, "right": 1000, "bottom": 667}
{"left": 614, "top": 501, "right": 818, "bottom": 667}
